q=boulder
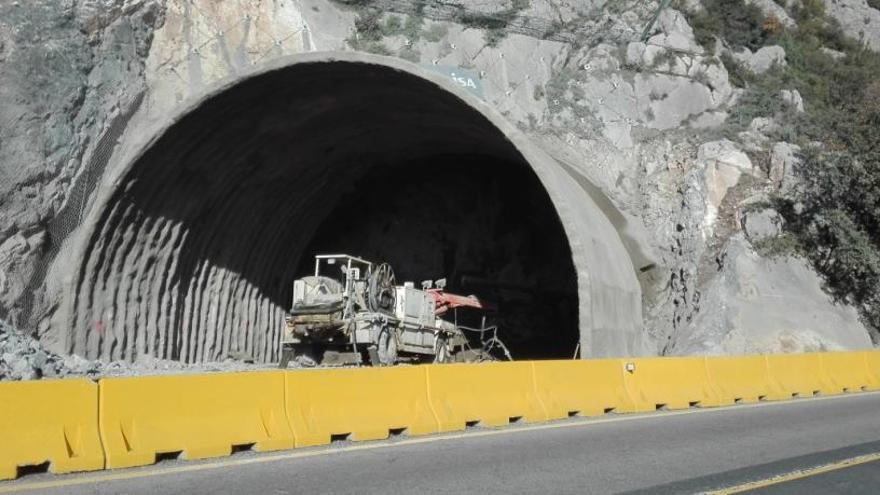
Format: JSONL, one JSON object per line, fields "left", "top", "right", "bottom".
{"left": 697, "top": 140, "right": 756, "bottom": 236}
{"left": 650, "top": 8, "right": 705, "bottom": 53}
{"left": 738, "top": 117, "right": 777, "bottom": 152}
{"left": 698, "top": 139, "right": 754, "bottom": 171}
{"left": 746, "top": 0, "right": 797, "bottom": 28}
{"left": 742, "top": 208, "right": 783, "bottom": 242}
{"left": 821, "top": 47, "right": 846, "bottom": 60}
{"left": 780, "top": 89, "right": 804, "bottom": 113}
{"left": 822, "top": 0, "right": 880, "bottom": 51}
{"left": 731, "top": 45, "right": 787, "bottom": 74}
{"left": 749, "top": 116, "right": 779, "bottom": 135}
{"left": 770, "top": 142, "right": 801, "bottom": 191}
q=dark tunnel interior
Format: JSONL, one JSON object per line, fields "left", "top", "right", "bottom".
{"left": 71, "top": 60, "right": 579, "bottom": 363}
{"left": 297, "top": 155, "right": 579, "bottom": 358}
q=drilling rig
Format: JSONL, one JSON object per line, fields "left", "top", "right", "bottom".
{"left": 280, "top": 254, "right": 509, "bottom": 367}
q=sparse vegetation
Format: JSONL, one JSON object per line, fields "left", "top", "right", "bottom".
{"left": 687, "top": 0, "right": 770, "bottom": 51}
{"left": 691, "top": 67, "right": 712, "bottom": 87}
{"left": 719, "top": 52, "right": 755, "bottom": 88}
{"left": 648, "top": 87, "right": 667, "bottom": 101}
{"left": 333, "top": 0, "right": 375, "bottom": 6}
{"left": 399, "top": 45, "right": 421, "bottom": 62}
{"left": 684, "top": 0, "right": 880, "bottom": 340}
{"left": 422, "top": 24, "right": 448, "bottom": 42}
{"left": 543, "top": 66, "right": 597, "bottom": 132}
{"left": 533, "top": 85, "right": 545, "bottom": 100}
{"left": 342, "top": 0, "right": 529, "bottom": 52}
{"left": 454, "top": 0, "right": 529, "bottom": 47}
{"left": 542, "top": 19, "right": 565, "bottom": 39}
{"left": 650, "top": 49, "right": 679, "bottom": 70}
{"left": 381, "top": 14, "right": 424, "bottom": 40}
{"left": 346, "top": 10, "right": 394, "bottom": 54}
{"left": 346, "top": 10, "right": 429, "bottom": 59}
{"left": 753, "top": 231, "right": 802, "bottom": 258}
{"left": 544, "top": 66, "right": 577, "bottom": 107}
{"left": 352, "top": 10, "right": 384, "bottom": 42}
{"left": 762, "top": 14, "right": 784, "bottom": 36}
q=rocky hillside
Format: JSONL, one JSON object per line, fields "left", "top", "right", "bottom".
{"left": 1, "top": 0, "right": 878, "bottom": 376}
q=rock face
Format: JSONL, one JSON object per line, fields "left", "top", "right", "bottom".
{"left": 823, "top": 0, "right": 880, "bottom": 51}
{"left": 0, "top": 0, "right": 163, "bottom": 325}
{"left": 0, "top": 0, "right": 875, "bottom": 371}
{"left": 697, "top": 140, "right": 756, "bottom": 238}
{"left": 672, "top": 235, "right": 873, "bottom": 355}
{"left": 141, "top": 0, "right": 325, "bottom": 119}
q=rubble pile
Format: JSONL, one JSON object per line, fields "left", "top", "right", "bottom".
{"left": 0, "top": 320, "right": 267, "bottom": 380}
{"left": 0, "top": 320, "right": 100, "bottom": 380}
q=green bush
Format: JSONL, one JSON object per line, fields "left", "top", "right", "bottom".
{"left": 454, "top": 0, "right": 529, "bottom": 46}
{"left": 769, "top": 40, "right": 880, "bottom": 340}
{"left": 719, "top": 52, "right": 755, "bottom": 88}
{"left": 347, "top": 11, "right": 428, "bottom": 57}
{"left": 688, "top": 0, "right": 770, "bottom": 51}
{"left": 353, "top": 10, "right": 384, "bottom": 41}
{"left": 333, "top": 0, "right": 375, "bottom": 6}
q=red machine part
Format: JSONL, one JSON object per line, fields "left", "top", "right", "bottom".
{"left": 427, "top": 289, "right": 483, "bottom": 315}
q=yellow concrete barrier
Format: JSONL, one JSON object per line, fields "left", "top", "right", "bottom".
{"left": 2, "top": 350, "right": 875, "bottom": 481}
{"left": 863, "top": 351, "right": 880, "bottom": 390}
{"left": 820, "top": 351, "right": 876, "bottom": 394}
{"left": 623, "top": 357, "right": 725, "bottom": 410}
{"left": 532, "top": 359, "right": 637, "bottom": 419}
{"left": 426, "top": 362, "right": 547, "bottom": 430}
{"left": 285, "top": 366, "right": 439, "bottom": 447}
{"left": 765, "top": 353, "right": 837, "bottom": 398}
{"left": 704, "top": 355, "right": 788, "bottom": 403}
{"left": 0, "top": 379, "right": 104, "bottom": 480}
{"left": 99, "top": 371, "right": 293, "bottom": 469}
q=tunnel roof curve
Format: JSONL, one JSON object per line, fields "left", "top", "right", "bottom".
{"left": 58, "top": 51, "right": 649, "bottom": 361}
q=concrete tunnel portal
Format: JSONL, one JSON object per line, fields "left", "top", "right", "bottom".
{"left": 65, "top": 54, "right": 645, "bottom": 364}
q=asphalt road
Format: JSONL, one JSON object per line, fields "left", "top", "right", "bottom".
{"left": 4, "top": 392, "right": 880, "bottom": 494}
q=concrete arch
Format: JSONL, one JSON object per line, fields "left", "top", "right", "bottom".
{"left": 58, "top": 52, "right": 646, "bottom": 363}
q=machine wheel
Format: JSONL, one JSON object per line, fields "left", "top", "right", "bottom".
{"left": 368, "top": 263, "right": 396, "bottom": 313}
{"left": 433, "top": 334, "right": 450, "bottom": 364}
{"left": 282, "top": 344, "right": 321, "bottom": 368}
{"left": 376, "top": 327, "right": 398, "bottom": 365}
{"left": 296, "top": 352, "right": 319, "bottom": 367}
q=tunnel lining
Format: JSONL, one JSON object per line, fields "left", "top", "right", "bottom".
{"left": 57, "top": 52, "right": 645, "bottom": 363}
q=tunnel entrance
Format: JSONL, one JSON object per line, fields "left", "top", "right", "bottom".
{"left": 67, "top": 56, "right": 581, "bottom": 363}
{"left": 297, "top": 155, "right": 578, "bottom": 359}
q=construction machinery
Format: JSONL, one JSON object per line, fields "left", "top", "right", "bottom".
{"left": 279, "top": 254, "right": 509, "bottom": 367}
